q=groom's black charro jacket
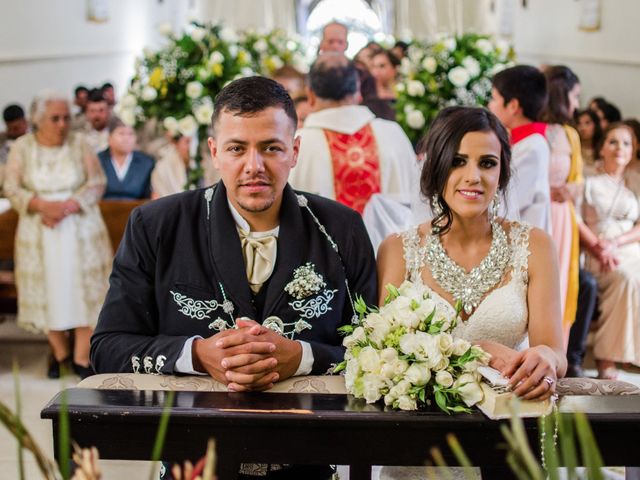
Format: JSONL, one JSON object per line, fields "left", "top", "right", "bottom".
{"left": 90, "top": 182, "right": 377, "bottom": 375}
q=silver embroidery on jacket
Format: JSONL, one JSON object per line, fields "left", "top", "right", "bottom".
{"left": 289, "top": 289, "right": 338, "bottom": 319}
{"left": 132, "top": 356, "right": 140, "bottom": 373}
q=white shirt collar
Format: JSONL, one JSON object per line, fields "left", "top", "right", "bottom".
{"left": 110, "top": 153, "right": 133, "bottom": 181}
{"left": 227, "top": 199, "right": 279, "bottom": 238}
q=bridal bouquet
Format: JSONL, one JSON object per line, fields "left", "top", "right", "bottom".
{"left": 336, "top": 281, "right": 490, "bottom": 413}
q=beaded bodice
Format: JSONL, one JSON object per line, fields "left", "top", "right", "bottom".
{"left": 401, "top": 222, "right": 531, "bottom": 350}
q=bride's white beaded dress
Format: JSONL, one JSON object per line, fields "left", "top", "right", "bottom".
{"left": 400, "top": 221, "right": 532, "bottom": 350}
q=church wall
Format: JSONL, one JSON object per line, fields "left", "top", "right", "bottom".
{"left": 0, "top": 0, "right": 194, "bottom": 116}
{"left": 509, "top": 0, "right": 640, "bottom": 118}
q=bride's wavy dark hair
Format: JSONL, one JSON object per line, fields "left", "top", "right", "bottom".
{"left": 418, "top": 106, "right": 511, "bottom": 235}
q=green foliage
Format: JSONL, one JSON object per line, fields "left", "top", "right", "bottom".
{"left": 149, "top": 390, "right": 176, "bottom": 480}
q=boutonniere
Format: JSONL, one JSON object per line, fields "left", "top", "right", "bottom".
{"left": 285, "top": 263, "right": 326, "bottom": 300}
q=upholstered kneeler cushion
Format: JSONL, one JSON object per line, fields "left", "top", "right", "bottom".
{"left": 78, "top": 374, "right": 639, "bottom": 396}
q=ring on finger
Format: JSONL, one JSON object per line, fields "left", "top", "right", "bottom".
{"left": 543, "top": 376, "right": 555, "bottom": 388}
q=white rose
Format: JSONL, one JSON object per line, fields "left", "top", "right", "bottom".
{"left": 488, "top": 63, "right": 508, "bottom": 77}
{"left": 397, "top": 395, "right": 418, "bottom": 411}
{"left": 219, "top": 27, "right": 238, "bottom": 43}
{"left": 399, "top": 333, "right": 419, "bottom": 356}
{"left": 141, "top": 86, "right": 158, "bottom": 102}
{"left": 406, "top": 109, "right": 425, "bottom": 130}
{"left": 384, "top": 392, "right": 397, "bottom": 406}
{"left": 191, "top": 27, "right": 206, "bottom": 42}
{"left": 435, "top": 370, "right": 454, "bottom": 388}
{"left": 365, "top": 312, "right": 391, "bottom": 346}
{"left": 194, "top": 103, "right": 214, "bottom": 125}
{"left": 358, "top": 346, "right": 382, "bottom": 374}
{"left": 399, "top": 57, "right": 414, "bottom": 76}
{"left": 452, "top": 339, "right": 472, "bottom": 356}
{"left": 240, "top": 67, "right": 255, "bottom": 77}
{"left": 404, "top": 362, "right": 431, "bottom": 386}
{"left": 390, "top": 379, "right": 411, "bottom": 397}
{"left": 186, "top": 81, "right": 204, "bottom": 99}
{"left": 392, "top": 358, "right": 409, "bottom": 376}
{"left": 432, "top": 355, "right": 450, "bottom": 372}
{"left": 163, "top": 116, "right": 179, "bottom": 135}
{"left": 380, "top": 347, "right": 398, "bottom": 363}
{"left": 442, "top": 37, "right": 457, "bottom": 51}
{"left": 462, "top": 56, "right": 481, "bottom": 78}
{"left": 436, "top": 333, "right": 454, "bottom": 355}
{"left": 475, "top": 38, "right": 493, "bottom": 55}
{"left": 455, "top": 373, "right": 484, "bottom": 406}
{"left": 413, "top": 331, "right": 435, "bottom": 361}
{"left": 158, "top": 22, "right": 173, "bottom": 36}
{"left": 120, "top": 94, "right": 137, "bottom": 109}
{"left": 496, "top": 39, "right": 511, "bottom": 59}
{"left": 421, "top": 56, "right": 437, "bottom": 73}
{"left": 343, "top": 325, "right": 366, "bottom": 349}
{"left": 361, "top": 373, "right": 384, "bottom": 403}
{"left": 403, "top": 103, "right": 415, "bottom": 115}
{"left": 414, "top": 298, "right": 436, "bottom": 321}
{"left": 407, "top": 45, "right": 423, "bottom": 63}
{"left": 209, "top": 51, "right": 225, "bottom": 65}
{"left": 117, "top": 108, "right": 135, "bottom": 127}
{"left": 254, "top": 38, "right": 268, "bottom": 53}
{"left": 344, "top": 357, "right": 360, "bottom": 390}
{"left": 448, "top": 66, "right": 471, "bottom": 87}
{"left": 406, "top": 80, "right": 425, "bottom": 97}
{"left": 269, "top": 55, "right": 284, "bottom": 70}
{"left": 177, "top": 115, "right": 198, "bottom": 136}
{"left": 395, "top": 82, "right": 405, "bottom": 93}
{"left": 389, "top": 296, "right": 413, "bottom": 323}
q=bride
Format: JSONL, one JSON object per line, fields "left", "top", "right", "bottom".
{"left": 378, "top": 106, "right": 567, "bottom": 401}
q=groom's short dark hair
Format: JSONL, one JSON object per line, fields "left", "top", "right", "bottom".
{"left": 211, "top": 76, "right": 297, "bottom": 136}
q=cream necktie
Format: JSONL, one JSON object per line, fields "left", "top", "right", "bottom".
{"left": 238, "top": 228, "right": 277, "bottom": 293}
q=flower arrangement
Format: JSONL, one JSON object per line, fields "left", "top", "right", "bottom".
{"left": 394, "top": 34, "right": 514, "bottom": 144}
{"left": 239, "top": 28, "right": 309, "bottom": 76}
{"left": 115, "top": 22, "right": 308, "bottom": 189}
{"left": 336, "top": 281, "right": 490, "bottom": 413}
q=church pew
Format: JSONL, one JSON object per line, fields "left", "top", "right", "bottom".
{"left": 0, "top": 199, "right": 147, "bottom": 315}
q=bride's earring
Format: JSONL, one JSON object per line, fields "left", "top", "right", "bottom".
{"left": 431, "top": 194, "right": 443, "bottom": 218}
{"left": 488, "top": 192, "right": 501, "bottom": 223}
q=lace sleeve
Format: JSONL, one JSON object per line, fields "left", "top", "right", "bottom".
{"left": 509, "top": 222, "right": 532, "bottom": 284}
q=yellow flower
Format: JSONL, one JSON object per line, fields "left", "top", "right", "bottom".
{"left": 160, "top": 85, "right": 168, "bottom": 97}
{"left": 237, "top": 50, "right": 249, "bottom": 65}
{"left": 211, "top": 63, "right": 223, "bottom": 77}
{"left": 148, "top": 67, "right": 164, "bottom": 89}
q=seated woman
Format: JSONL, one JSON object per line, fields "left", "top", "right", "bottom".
{"left": 378, "top": 106, "right": 567, "bottom": 401}
{"left": 576, "top": 109, "right": 602, "bottom": 176}
{"left": 579, "top": 123, "right": 640, "bottom": 379}
{"left": 150, "top": 133, "right": 192, "bottom": 198}
{"left": 98, "top": 119, "right": 154, "bottom": 199}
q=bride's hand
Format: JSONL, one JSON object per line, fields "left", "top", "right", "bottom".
{"left": 476, "top": 341, "right": 521, "bottom": 374}
{"left": 503, "top": 345, "right": 558, "bottom": 401}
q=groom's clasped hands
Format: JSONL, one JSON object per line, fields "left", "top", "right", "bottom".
{"left": 192, "top": 318, "right": 303, "bottom": 392}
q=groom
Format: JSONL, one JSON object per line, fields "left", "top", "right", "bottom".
{"left": 91, "top": 76, "right": 376, "bottom": 396}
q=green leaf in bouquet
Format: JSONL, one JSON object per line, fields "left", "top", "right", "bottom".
{"left": 434, "top": 389, "right": 451, "bottom": 414}
{"left": 354, "top": 295, "right": 369, "bottom": 317}
{"left": 333, "top": 361, "right": 346, "bottom": 374}
{"left": 337, "top": 324, "right": 355, "bottom": 336}
{"left": 411, "top": 299, "right": 420, "bottom": 310}
{"left": 384, "top": 284, "right": 400, "bottom": 304}
{"left": 454, "top": 299, "right": 463, "bottom": 316}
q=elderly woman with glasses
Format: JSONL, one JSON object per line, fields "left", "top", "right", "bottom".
{"left": 3, "top": 90, "right": 112, "bottom": 379}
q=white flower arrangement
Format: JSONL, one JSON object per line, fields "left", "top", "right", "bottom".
{"left": 335, "top": 281, "right": 490, "bottom": 413}
{"left": 284, "top": 263, "right": 326, "bottom": 300}
{"left": 394, "top": 34, "right": 514, "bottom": 144}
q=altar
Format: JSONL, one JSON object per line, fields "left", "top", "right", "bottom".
{"left": 41, "top": 375, "right": 640, "bottom": 480}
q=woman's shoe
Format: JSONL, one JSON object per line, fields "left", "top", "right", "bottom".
{"left": 596, "top": 359, "right": 619, "bottom": 380}
{"left": 47, "top": 356, "right": 71, "bottom": 379}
